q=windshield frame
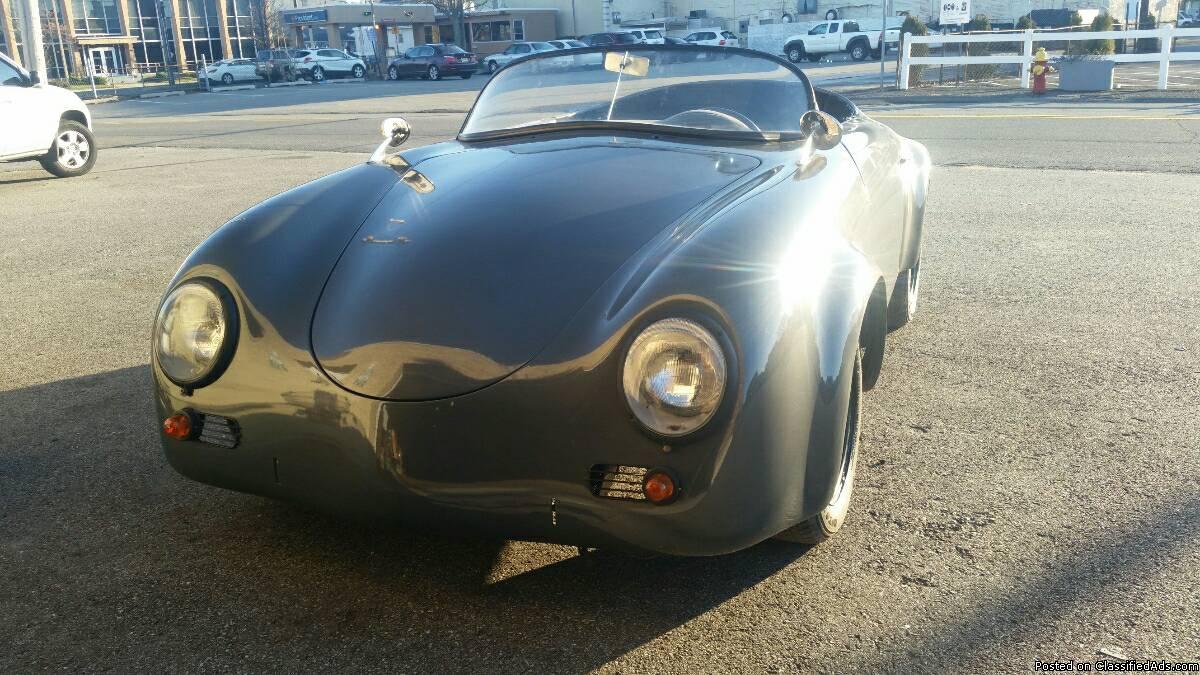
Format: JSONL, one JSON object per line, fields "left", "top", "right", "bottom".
{"left": 457, "top": 45, "right": 817, "bottom": 144}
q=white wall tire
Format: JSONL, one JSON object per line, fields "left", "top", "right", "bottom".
{"left": 40, "top": 121, "right": 97, "bottom": 178}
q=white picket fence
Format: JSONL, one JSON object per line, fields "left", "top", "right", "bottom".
{"left": 898, "top": 26, "right": 1200, "bottom": 90}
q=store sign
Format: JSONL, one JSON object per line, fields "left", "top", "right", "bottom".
{"left": 284, "top": 10, "right": 327, "bottom": 24}
{"left": 939, "top": 0, "right": 970, "bottom": 25}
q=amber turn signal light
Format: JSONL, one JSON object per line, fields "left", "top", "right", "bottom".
{"left": 643, "top": 471, "right": 677, "bottom": 505}
{"left": 162, "top": 412, "right": 193, "bottom": 440}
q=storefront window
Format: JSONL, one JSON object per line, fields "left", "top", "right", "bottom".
{"left": 471, "top": 20, "right": 511, "bottom": 43}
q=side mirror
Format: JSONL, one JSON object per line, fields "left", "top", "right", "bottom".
{"left": 800, "top": 110, "right": 842, "bottom": 151}
{"left": 380, "top": 117, "right": 411, "bottom": 147}
{"left": 369, "top": 117, "right": 412, "bottom": 168}
{"left": 29, "top": 70, "right": 41, "bottom": 86}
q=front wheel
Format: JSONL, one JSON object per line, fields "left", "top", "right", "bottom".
{"left": 773, "top": 349, "right": 862, "bottom": 545}
{"left": 220, "top": 72, "right": 234, "bottom": 85}
{"left": 487, "top": 60, "right": 499, "bottom": 74}
{"left": 310, "top": 66, "right": 325, "bottom": 82}
{"left": 39, "top": 120, "right": 97, "bottom": 178}
{"left": 387, "top": 65, "right": 399, "bottom": 80}
{"left": 352, "top": 64, "right": 365, "bottom": 78}
{"left": 849, "top": 42, "right": 868, "bottom": 61}
{"left": 426, "top": 65, "right": 440, "bottom": 81}
{"left": 786, "top": 45, "right": 804, "bottom": 63}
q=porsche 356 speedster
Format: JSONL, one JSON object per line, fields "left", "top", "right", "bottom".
{"left": 153, "top": 46, "right": 930, "bottom": 556}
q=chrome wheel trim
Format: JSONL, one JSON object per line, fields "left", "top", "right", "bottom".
{"left": 428, "top": 65, "right": 439, "bottom": 80}
{"left": 55, "top": 130, "right": 90, "bottom": 170}
{"left": 312, "top": 67, "right": 324, "bottom": 81}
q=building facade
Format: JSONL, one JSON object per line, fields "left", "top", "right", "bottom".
{"left": 434, "top": 7, "right": 557, "bottom": 56}
{"left": 1, "top": 0, "right": 265, "bottom": 78}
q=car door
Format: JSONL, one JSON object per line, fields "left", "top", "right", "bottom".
{"left": 838, "top": 115, "right": 907, "bottom": 282}
{"left": 231, "top": 59, "right": 255, "bottom": 81}
{"left": 806, "top": 23, "right": 831, "bottom": 52}
{"left": 395, "top": 48, "right": 418, "bottom": 76}
{"left": 0, "top": 58, "right": 52, "bottom": 157}
{"left": 316, "top": 49, "right": 343, "bottom": 73}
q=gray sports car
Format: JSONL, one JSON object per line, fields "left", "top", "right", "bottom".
{"left": 152, "top": 46, "right": 930, "bottom": 556}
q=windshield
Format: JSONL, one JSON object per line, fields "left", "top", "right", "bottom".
{"left": 461, "top": 47, "right": 813, "bottom": 141}
{"left": 613, "top": 33, "right": 639, "bottom": 44}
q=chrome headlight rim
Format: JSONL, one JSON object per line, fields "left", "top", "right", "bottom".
{"left": 621, "top": 314, "right": 734, "bottom": 440}
{"left": 153, "top": 277, "right": 239, "bottom": 390}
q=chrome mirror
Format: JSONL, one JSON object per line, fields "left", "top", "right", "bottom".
{"left": 370, "top": 117, "right": 412, "bottom": 169}
{"left": 800, "top": 110, "right": 842, "bottom": 151}
{"left": 380, "top": 117, "right": 411, "bottom": 147}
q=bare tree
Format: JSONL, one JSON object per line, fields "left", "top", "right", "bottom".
{"left": 429, "top": 0, "right": 491, "bottom": 48}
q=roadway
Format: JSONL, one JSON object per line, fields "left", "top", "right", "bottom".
{"left": 1, "top": 80, "right": 1198, "bottom": 672}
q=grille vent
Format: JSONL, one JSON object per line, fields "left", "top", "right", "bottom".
{"left": 196, "top": 413, "right": 240, "bottom": 449}
{"left": 589, "top": 464, "right": 649, "bottom": 501}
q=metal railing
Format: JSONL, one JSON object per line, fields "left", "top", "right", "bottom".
{"left": 899, "top": 26, "right": 1200, "bottom": 90}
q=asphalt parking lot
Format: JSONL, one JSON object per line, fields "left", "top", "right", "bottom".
{"left": 1, "top": 82, "right": 1198, "bottom": 672}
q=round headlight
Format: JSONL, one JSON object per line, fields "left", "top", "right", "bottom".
{"left": 154, "top": 280, "right": 236, "bottom": 388}
{"left": 622, "top": 318, "right": 727, "bottom": 437}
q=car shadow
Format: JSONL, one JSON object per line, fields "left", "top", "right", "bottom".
{"left": 0, "top": 365, "right": 810, "bottom": 670}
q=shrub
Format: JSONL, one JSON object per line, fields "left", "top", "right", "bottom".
{"left": 965, "top": 14, "right": 997, "bottom": 80}
{"left": 1088, "top": 14, "right": 1115, "bottom": 55}
{"left": 1069, "top": 11, "right": 1083, "bottom": 25}
{"left": 1016, "top": 15, "right": 1036, "bottom": 30}
{"left": 902, "top": 15, "right": 929, "bottom": 86}
{"left": 1136, "top": 16, "right": 1158, "bottom": 52}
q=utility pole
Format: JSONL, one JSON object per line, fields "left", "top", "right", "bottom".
{"left": 19, "top": 0, "right": 48, "bottom": 83}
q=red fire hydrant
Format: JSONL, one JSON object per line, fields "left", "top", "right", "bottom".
{"left": 1031, "top": 47, "right": 1053, "bottom": 94}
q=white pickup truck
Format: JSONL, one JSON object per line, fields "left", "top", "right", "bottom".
{"left": 783, "top": 20, "right": 900, "bottom": 63}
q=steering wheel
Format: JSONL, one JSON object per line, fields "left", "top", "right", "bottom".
{"left": 661, "top": 107, "right": 762, "bottom": 132}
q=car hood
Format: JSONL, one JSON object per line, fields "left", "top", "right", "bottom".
{"left": 311, "top": 139, "right": 760, "bottom": 400}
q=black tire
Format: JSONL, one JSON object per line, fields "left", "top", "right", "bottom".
{"left": 387, "top": 65, "right": 399, "bottom": 80}
{"left": 774, "top": 348, "right": 863, "bottom": 545}
{"left": 39, "top": 120, "right": 97, "bottom": 178}
{"left": 352, "top": 64, "right": 365, "bottom": 78}
{"left": 887, "top": 258, "right": 921, "bottom": 331}
{"left": 460, "top": 73, "right": 473, "bottom": 79}
{"left": 220, "top": 73, "right": 234, "bottom": 85}
{"left": 849, "top": 41, "right": 869, "bottom": 61}
{"left": 786, "top": 44, "right": 805, "bottom": 63}
{"left": 426, "top": 65, "right": 440, "bottom": 81}
{"left": 487, "top": 60, "right": 499, "bottom": 74}
{"left": 311, "top": 66, "right": 324, "bottom": 82}
{"left": 826, "top": 8, "right": 839, "bottom": 19}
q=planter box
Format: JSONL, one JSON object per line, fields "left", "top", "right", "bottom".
{"left": 1058, "top": 59, "right": 1115, "bottom": 91}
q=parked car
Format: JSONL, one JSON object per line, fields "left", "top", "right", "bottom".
{"left": 0, "top": 52, "right": 97, "bottom": 177}
{"left": 618, "top": 28, "right": 666, "bottom": 44}
{"left": 294, "top": 48, "right": 367, "bottom": 81}
{"left": 152, "top": 45, "right": 930, "bottom": 557}
{"left": 255, "top": 48, "right": 300, "bottom": 82}
{"left": 203, "top": 58, "right": 257, "bottom": 86}
{"left": 388, "top": 44, "right": 478, "bottom": 81}
{"left": 683, "top": 30, "right": 740, "bottom": 47}
{"left": 578, "top": 32, "right": 640, "bottom": 47}
{"left": 784, "top": 20, "right": 888, "bottom": 62}
{"left": 482, "top": 41, "right": 556, "bottom": 74}
{"left": 663, "top": 36, "right": 688, "bottom": 45}
{"left": 547, "top": 39, "right": 588, "bottom": 49}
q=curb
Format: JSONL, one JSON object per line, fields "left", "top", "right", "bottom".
{"left": 318, "top": 78, "right": 367, "bottom": 85}
{"left": 139, "top": 90, "right": 187, "bottom": 99}
{"left": 208, "top": 84, "right": 257, "bottom": 92}
{"left": 266, "top": 80, "right": 312, "bottom": 87}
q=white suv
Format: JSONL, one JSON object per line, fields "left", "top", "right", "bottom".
{"left": 293, "top": 49, "right": 367, "bottom": 82}
{"left": 0, "top": 53, "right": 97, "bottom": 178}
{"left": 683, "top": 30, "right": 740, "bottom": 47}
{"left": 619, "top": 29, "right": 665, "bottom": 44}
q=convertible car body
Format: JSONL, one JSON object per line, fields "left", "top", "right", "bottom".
{"left": 153, "top": 46, "right": 930, "bottom": 556}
